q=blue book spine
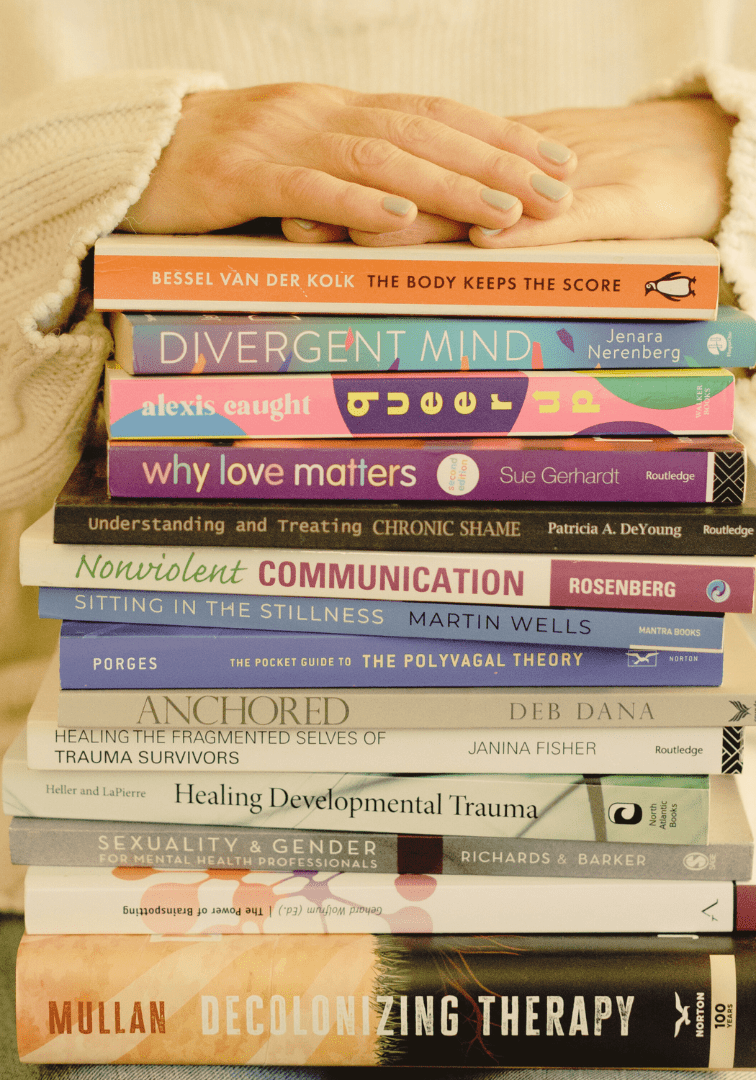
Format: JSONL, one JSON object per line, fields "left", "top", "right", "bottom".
{"left": 40, "top": 588, "right": 725, "bottom": 651}
{"left": 58, "top": 621, "right": 725, "bottom": 689}
{"left": 116, "top": 307, "right": 756, "bottom": 373}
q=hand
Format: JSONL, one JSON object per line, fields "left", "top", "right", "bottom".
{"left": 349, "top": 97, "right": 735, "bottom": 247}
{"left": 117, "top": 82, "right": 575, "bottom": 236}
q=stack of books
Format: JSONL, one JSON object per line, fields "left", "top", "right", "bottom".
{"left": 6, "top": 232, "right": 756, "bottom": 1069}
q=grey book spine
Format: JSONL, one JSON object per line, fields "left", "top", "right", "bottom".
{"left": 9, "top": 816, "right": 753, "bottom": 881}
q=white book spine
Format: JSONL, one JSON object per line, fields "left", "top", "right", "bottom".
{"left": 22, "top": 866, "right": 736, "bottom": 935}
{"left": 27, "top": 719, "right": 736, "bottom": 776}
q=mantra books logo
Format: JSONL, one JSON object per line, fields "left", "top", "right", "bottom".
{"left": 706, "top": 580, "right": 731, "bottom": 603}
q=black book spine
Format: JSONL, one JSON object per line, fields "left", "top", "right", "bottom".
{"left": 55, "top": 499, "right": 756, "bottom": 555}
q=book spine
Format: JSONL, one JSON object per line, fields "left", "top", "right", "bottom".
{"left": 3, "top": 747, "right": 712, "bottom": 841}
{"left": 105, "top": 368, "right": 735, "bottom": 439}
{"left": 106, "top": 440, "right": 746, "bottom": 503}
{"left": 57, "top": 625, "right": 726, "bottom": 690}
{"left": 55, "top": 683, "right": 755, "bottom": 730}
{"left": 93, "top": 237, "right": 721, "bottom": 317}
{"left": 16, "top": 933, "right": 756, "bottom": 1066}
{"left": 52, "top": 496, "right": 756, "bottom": 556}
{"left": 11, "top": 816, "right": 752, "bottom": 880}
{"left": 39, "top": 589, "right": 728, "bottom": 652}
{"left": 116, "top": 305, "right": 756, "bottom": 373}
{"left": 22, "top": 867, "right": 737, "bottom": 935}
{"left": 26, "top": 721, "right": 742, "bottom": 775}
{"left": 21, "top": 528, "right": 756, "bottom": 613}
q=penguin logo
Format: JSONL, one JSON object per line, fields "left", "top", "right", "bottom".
{"left": 645, "top": 272, "right": 696, "bottom": 301}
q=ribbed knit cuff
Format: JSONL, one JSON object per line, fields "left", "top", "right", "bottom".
{"left": 0, "top": 69, "right": 225, "bottom": 510}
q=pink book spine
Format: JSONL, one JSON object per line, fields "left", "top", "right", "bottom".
{"left": 106, "top": 369, "right": 735, "bottom": 439}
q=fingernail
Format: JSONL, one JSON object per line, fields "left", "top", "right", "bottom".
{"left": 382, "top": 195, "right": 414, "bottom": 216}
{"left": 538, "top": 139, "right": 572, "bottom": 165}
{"left": 479, "top": 227, "right": 504, "bottom": 236}
{"left": 293, "top": 219, "right": 316, "bottom": 230}
{"left": 481, "top": 188, "right": 519, "bottom": 212}
{"left": 530, "top": 174, "right": 571, "bottom": 201}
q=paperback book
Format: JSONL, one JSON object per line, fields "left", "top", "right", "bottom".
{"left": 52, "top": 450, "right": 756, "bottom": 557}
{"left": 56, "top": 621, "right": 726, "bottom": 690}
{"left": 15, "top": 932, "right": 756, "bottom": 1067}
{"left": 39, "top": 588, "right": 728, "bottom": 653}
{"left": 104, "top": 363, "right": 736, "bottom": 439}
{"left": 110, "top": 305, "right": 756, "bottom": 374}
{"left": 11, "top": 780, "right": 752, "bottom": 878}
{"left": 2, "top": 733, "right": 713, "bottom": 840}
{"left": 27, "top": 715, "right": 742, "bottom": 775}
{"left": 22, "top": 510, "right": 756, "bottom": 613}
{"left": 93, "top": 233, "right": 721, "bottom": 318}
{"left": 106, "top": 435, "right": 747, "bottom": 504}
{"left": 21, "top": 866, "right": 750, "bottom": 935}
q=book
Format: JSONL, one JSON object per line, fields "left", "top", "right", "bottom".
{"left": 15, "top": 932, "right": 756, "bottom": 1067}
{"left": 2, "top": 732, "right": 713, "bottom": 839}
{"left": 55, "top": 621, "right": 726, "bottom": 690}
{"left": 110, "top": 305, "right": 756, "bottom": 374}
{"left": 93, "top": 233, "right": 721, "bottom": 318}
{"left": 27, "top": 715, "right": 742, "bottom": 776}
{"left": 21, "top": 865, "right": 751, "bottom": 935}
{"left": 21, "top": 510, "right": 756, "bottom": 613}
{"left": 52, "top": 450, "right": 756, "bottom": 557}
{"left": 10, "top": 782, "right": 752, "bottom": 877}
{"left": 104, "top": 362, "right": 736, "bottom": 439}
{"left": 39, "top": 588, "right": 729, "bottom": 653}
{"left": 106, "top": 434, "right": 748, "bottom": 504}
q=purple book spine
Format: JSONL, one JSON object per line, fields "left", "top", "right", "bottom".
{"left": 58, "top": 622, "right": 724, "bottom": 689}
{"left": 107, "top": 442, "right": 727, "bottom": 502}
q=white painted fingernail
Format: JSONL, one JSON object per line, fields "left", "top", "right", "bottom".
{"left": 293, "top": 219, "right": 316, "bottom": 230}
{"left": 538, "top": 139, "right": 572, "bottom": 165}
{"left": 481, "top": 188, "right": 519, "bottom": 212}
{"left": 530, "top": 174, "right": 571, "bottom": 201}
{"left": 382, "top": 195, "right": 414, "bottom": 216}
{"left": 479, "top": 227, "right": 504, "bottom": 236}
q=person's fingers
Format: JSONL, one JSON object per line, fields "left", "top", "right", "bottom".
{"left": 226, "top": 162, "right": 422, "bottom": 232}
{"left": 356, "top": 92, "right": 578, "bottom": 179}
{"left": 320, "top": 106, "right": 572, "bottom": 223}
{"left": 280, "top": 218, "right": 349, "bottom": 242}
{"left": 348, "top": 212, "right": 468, "bottom": 247}
{"left": 470, "top": 187, "right": 646, "bottom": 247}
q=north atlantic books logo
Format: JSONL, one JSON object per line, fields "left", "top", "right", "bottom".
{"left": 607, "top": 802, "right": 643, "bottom": 825}
{"left": 706, "top": 579, "right": 731, "bottom": 603}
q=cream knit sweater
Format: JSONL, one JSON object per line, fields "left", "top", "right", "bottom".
{"left": 2, "top": 0, "right": 756, "bottom": 910}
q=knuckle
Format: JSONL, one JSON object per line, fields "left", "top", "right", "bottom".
{"left": 340, "top": 135, "right": 402, "bottom": 175}
{"left": 413, "top": 95, "right": 455, "bottom": 123}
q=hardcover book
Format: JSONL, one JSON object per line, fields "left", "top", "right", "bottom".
{"left": 106, "top": 434, "right": 748, "bottom": 504}
{"left": 56, "top": 621, "right": 726, "bottom": 690}
{"left": 93, "top": 233, "right": 721, "bottom": 318}
{"left": 110, "top": 305, "right": 756, "bottom": 374}
{"left": 2, "top": 732, "right": 713, "bottom": 840}
{"left": 52, "top": 449, "right": 756, "bottom": 557}
{"left": 39, "top": 588, "right": 729, "bottom": 653}
{"left": 21, "top": 866, "right": 749, "bottom": 935}
{"left": 15, "top": 933, "right": 756, "bottom": 1067}
{"left": 11, "top": 777, "right": 752, "bottom": 878}
{"left": 104, "top": 362, "right": 736, "bottom": 439}
{"left": 21, "top": 509, "right": 756, "bottom": 613}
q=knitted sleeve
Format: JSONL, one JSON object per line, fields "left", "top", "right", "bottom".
{"left": 0, "top": 69, "right": 225, "bottom": 512}
{"left": 637, "top": 63, "right": 756, "bottom": 457}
